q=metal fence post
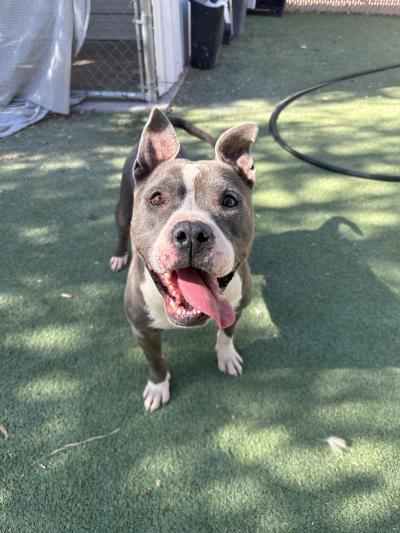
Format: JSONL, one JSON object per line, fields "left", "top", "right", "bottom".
{"left": 139, "top": 0, "right": 158, "bottom": 103}
{"left": 133, "top": 0, "right": 146, "bottom": 99}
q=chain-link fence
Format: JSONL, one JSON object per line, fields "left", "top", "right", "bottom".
{"left": 71, "top": 0, "right": 151, "bottom": 100}
{"left": 70, "top": 0, "right": 399, "bottom": 101}
{"left": 286, "top": 0, "right": 400, "bottom": 14}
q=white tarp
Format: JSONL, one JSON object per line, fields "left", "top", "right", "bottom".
{"left": 0, "top": 0, "right": 90, "bottom": 137}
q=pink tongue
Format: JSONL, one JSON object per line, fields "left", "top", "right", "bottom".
{"left": 176, "top": 268, "right": 235, "bottom": 329}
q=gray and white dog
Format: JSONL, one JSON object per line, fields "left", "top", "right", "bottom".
{"left": 110, "top": 109, "right": 258, "bottom": 411}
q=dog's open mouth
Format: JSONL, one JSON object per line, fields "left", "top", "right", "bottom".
{"left": 148, "top": 267, "right": 236, "bottom": 328}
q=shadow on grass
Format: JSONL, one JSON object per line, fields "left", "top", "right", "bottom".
{"left": 252, "top": 215, "right": 400, "bottom": 369}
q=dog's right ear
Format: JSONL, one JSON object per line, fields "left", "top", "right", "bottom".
{"left": 215, "top": 123, "right": 258, "bottom": 185}
{"left": 133, "top": 108, "right": 180, "bottom": 181}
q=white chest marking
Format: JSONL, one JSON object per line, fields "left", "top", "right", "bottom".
{"left": 223, "top": 271, "right": 243, "bottom": 311}
{"left": 140, "top": 268, "right": 171, "bottom": 330}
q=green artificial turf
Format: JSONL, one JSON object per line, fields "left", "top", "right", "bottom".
{"left": 2, "top": 12, "right": 400, "bottom": 532}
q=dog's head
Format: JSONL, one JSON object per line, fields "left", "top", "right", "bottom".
{"left": 131, "top": 109, "right": 258, "bottom": 329}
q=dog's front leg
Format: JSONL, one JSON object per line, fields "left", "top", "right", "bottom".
{"left": 215, "top": 315, "right": 243, "bottom": 377}
{"left": 110, "top": 154, "right": 135, "bottom": 272}
{"left": 131, "top": 326, "right": 170, "bottom": 412}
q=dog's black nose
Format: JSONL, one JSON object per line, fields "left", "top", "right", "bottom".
{"left": 172, "top": 221, "right": 213, "bottom": 251}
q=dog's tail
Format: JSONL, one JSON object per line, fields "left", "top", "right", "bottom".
{"left": 169, "top": 116, "right": 216, "bottom": 147}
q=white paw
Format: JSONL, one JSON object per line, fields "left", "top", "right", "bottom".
{"left": 110, "top": 254, "right": 128, "bottom": 272}
{"left": 218, "top": 349, "right": 243, "bottom": 376}
{"left": 216, "top": 331, "right": 243, "bottom": 376}
{"left": 143, "top": 372, "right": 171, "bottom": 412}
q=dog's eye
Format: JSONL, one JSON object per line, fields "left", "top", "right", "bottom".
{"left": 221, "top": 194, "right": 238, "bottom": 208}
{"left": 150, "top": 192, "right": 164, "bottom": 206}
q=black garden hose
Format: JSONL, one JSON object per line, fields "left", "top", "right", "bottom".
{"left": 269, "top": 62, "right": 400, "bottom": 182}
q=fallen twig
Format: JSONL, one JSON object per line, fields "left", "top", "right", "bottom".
{"left": 31, "top": 427, "right": 120, "bottom": 467}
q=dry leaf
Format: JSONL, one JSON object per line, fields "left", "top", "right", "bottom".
{"left": 324, "top": 436, "right": 348, "bottom": 454}
{"left": 60, "top": 293, "right": 73, "bottom": 299}
{"left": 0, "top": 423, "right": 9, "bottom": 440}
{"left": 253, "top": 412, "right": 262, "bottom": 420}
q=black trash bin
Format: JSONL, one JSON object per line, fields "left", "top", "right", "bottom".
{"left": 190, "top": 0, "right": 225, "bottom": 70}
{"left": 253, "top": 0, "right": 286, "bottom": 15}
{"left": 231, "top": 0, "right": 247, "bottom": 38}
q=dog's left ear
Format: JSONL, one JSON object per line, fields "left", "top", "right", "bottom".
{"left": 215, "top": 123, "right": 258, "bottom": 185}
{"left": 134, "top": 108, "right": 180, "bottom": 180}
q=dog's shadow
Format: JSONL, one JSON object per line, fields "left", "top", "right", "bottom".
{"left": 248, "top": 215, "right": 400, "bottom": 369}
